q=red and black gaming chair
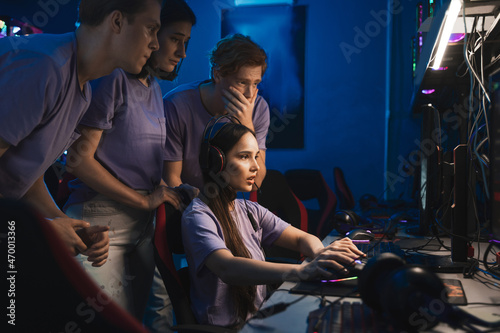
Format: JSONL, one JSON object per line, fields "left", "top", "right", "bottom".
{"left": 284, "top": 169, "right": 338, "bottom": 239}
{"left": 0, "top": 198, "right": 148, "bottom": 333}
{"left": 250, "top": 169, "right": 308, "bottom": 262}
{"left": 333, "top": 167, "right": 356, "bottom": 210}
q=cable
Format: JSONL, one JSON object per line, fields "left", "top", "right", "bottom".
{"left": 467, "top": 302, "right": 500, "bottom": 306}
{"left": 250, "top": 295, "right": 307, "bottom": 319}
{"left": 243, "top": 196, "right": 258, "bottom": 232}
{"left": 473, "top": 270, "right": 500, "bottom": 290}
{"left": 483, "top": 242, "right": 500, "bottom": 279}
{"left": 462, "top": 11, "right": 491, "bottom": 104}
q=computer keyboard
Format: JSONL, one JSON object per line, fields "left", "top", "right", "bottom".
{"left": 356, "top": 240, "right": 404, "bottom": 263}
{"left": 307, "top": 301, "right": 390, "bottom": 333}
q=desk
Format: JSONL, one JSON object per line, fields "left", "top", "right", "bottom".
{"left": 241, "top": 234, "right": 500, "bottom": 332}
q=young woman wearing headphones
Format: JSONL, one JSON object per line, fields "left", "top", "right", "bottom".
{"left": 181, "top": 119, "right": 365, "bottom": 328}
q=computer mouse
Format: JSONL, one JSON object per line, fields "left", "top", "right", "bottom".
{"left": 346, "top": 229, "right": 375, "bottom": 241}
{"left": 322, "top": 261, "right": 365, "bottom": 280}
{"left": 390, "top": 212, "right": 414, "bottom": 223}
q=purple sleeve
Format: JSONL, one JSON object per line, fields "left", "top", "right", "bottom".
{"left": 182, "top": 203, "right": 228, "bottom": 274}
{"left": 79, "top": 69, "right": 125, "bottom": 130}
{"left": 252, "top": 96, "right": 270, "bottom": 151}
{"left": 163, "top": 98, "right": 185, "bottom": 161}
{"left": 0, "top": 50, "right": 61, "bottom": 146}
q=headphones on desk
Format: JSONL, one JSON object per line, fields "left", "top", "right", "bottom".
{"left": 358, "top": 253, "right": 445, "bottom": 332}
{"left": 332, "top": 210, "right": 363, "bottom": 233}
{"left": 199, "top": 115, "right": 241, "bottom": 176}
{"left": 358, "top": 253, "right": 499, "bottom": 332}
{"left": 333, "top": 210, "right": 385, "bottom": 235}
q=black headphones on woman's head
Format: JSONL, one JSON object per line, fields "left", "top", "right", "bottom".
{"left": 199, "top": 115, "right": 241, "bottom": 176}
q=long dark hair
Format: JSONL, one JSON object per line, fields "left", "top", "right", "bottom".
{"left": 137, "top": 0, "right": 197, "bottom": 80}
{"left": 200, "top": 123, "right": 258, "bottom": 324}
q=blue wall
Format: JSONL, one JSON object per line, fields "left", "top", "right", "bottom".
{"left": 163, "top": 0, "right": 390, "bottom": 204}
{"left": 2, "top": 0, "right": 429, "bottom": 206}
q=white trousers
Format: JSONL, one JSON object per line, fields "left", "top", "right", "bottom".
{"left": 66, "top": 193, "right": 156, "bottom": 321}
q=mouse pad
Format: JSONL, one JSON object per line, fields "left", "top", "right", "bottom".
{"left": 442, "top": 279, "right": 467, "bottom": 305}
{"left": 290, "top": 278, "right": 360, "bottom": 297}
{"left": 290, "top": 278, "right": 467, "bottom": 304}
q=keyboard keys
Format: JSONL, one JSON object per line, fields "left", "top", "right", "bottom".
{"left": 356, "top": 241, "right": 404, "bottom": 263}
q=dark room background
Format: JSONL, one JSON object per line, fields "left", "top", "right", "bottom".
{"left": 1, "top": 0, "right": 435, "bottom": 206}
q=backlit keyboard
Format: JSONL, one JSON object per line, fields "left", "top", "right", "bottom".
{"left": 307, "top": 301, "right": 390, "bottom": 333}
{"left": 356, "top": 241, "right": 404, "bottom": 262}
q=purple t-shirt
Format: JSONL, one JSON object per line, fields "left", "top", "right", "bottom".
{"left": 163, "top": 80, "right": 270, "bottom": 189}
{"left": 0, "top": 33, "right": 91, "bottom": 199}
{"left": 65, "top": 69, "right": 165, "bottom": 204}
{"left": 182, "top": 198, "right": 290, "bottom": 327}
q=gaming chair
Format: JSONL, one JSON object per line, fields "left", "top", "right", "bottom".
{"left": 253, "top": 169, "right": 308, "bottom": 261}
{"left": 154, "top": 202, "right": 237, "bottom": 332}
{"left": 333, "top": 167, "right": 356, "bottom": 210}
{"left": 0, "top": 198, "right": 148, "bottom": 332}
{"left": 284, "top": 169, "right": 337, "bottom": 239}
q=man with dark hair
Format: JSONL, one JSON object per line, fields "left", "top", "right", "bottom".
{"left": 163, "top": 34, "right": 270, "bottom": 191}
{"left": 0, "top": 0, "right": 162, "bottom": 263}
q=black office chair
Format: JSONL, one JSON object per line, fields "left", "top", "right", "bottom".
{"left": 333, "top": 167, "right": 356, "bottom": 210}
{"left": 284, "top": 169, "right": 338, "bottom": 239}
{"left": 153, "top": 202, "right": 237, "bottom": 333}
{"left": 0, "top": 198, "right": 148, "bottom": 332}
{"left": 253, "top": 169, "right": 308, "bottom": 262}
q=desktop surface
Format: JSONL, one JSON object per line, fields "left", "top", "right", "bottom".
{"left": 241, "top": 228, "right": 500, "bottom": 332}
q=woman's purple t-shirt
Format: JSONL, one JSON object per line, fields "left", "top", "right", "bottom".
{"left": 65, "top": 69, "right": 165, "bottom": 204}
{"left": 182, "top": 198, "right": 290, "bottom": 327}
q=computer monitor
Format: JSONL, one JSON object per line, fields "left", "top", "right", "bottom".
{"left": 414, "top": 104, "right": 443, "bottom": 236}
{"left": 407, "top": 109, "right": 472, "bottom": 272}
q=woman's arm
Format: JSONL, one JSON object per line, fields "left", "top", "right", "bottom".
{"left": 204, "top": 242, "right": 362, "bottom": 286}
{"left": 272, "top": 226, "right": 325, "bottom": 258}
{"left": 67, "top": 126, "right": 180, "bottom": 210}
{"left": 163, "top": 160, "right": 184, "bottom": 187}
{"left": 273, "top": 226, "right": 365, "bottom": 261}
{"left": 204, "top": 248, "right": 301, "bottom": 285}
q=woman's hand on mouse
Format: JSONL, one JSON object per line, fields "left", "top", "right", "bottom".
{"left": 293, "top": 239, "right": 365, "bottom": 281}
